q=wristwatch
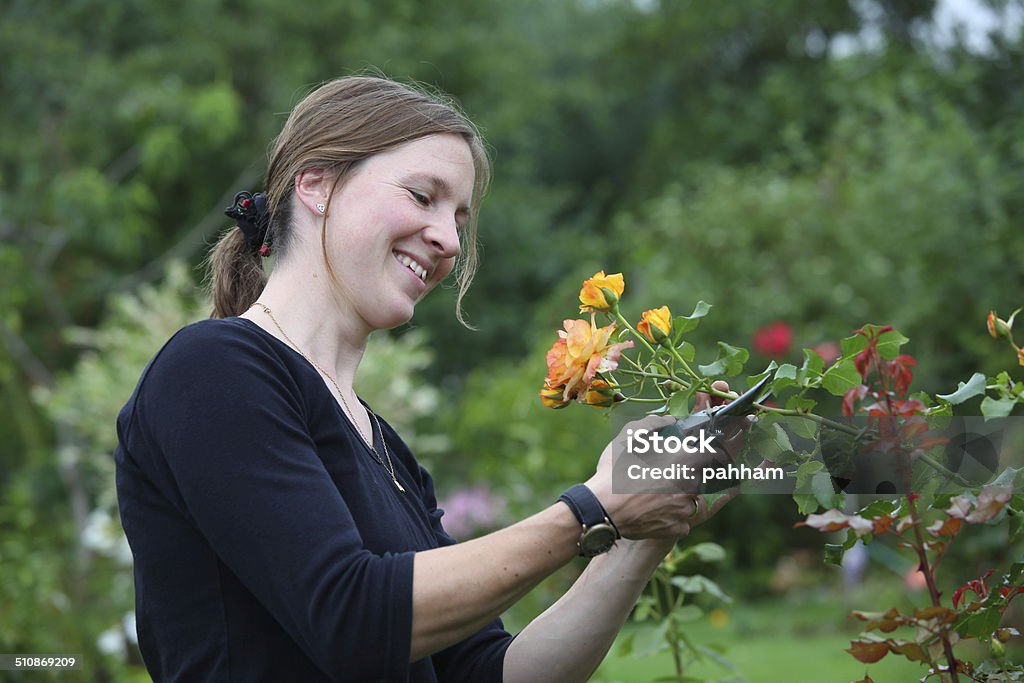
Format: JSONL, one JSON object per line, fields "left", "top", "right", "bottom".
{"left": 558, "top": 484, "right": 621, "bottom": 557}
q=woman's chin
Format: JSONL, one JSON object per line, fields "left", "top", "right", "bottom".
{"left": 368, "top": 303, "right": 416, "bottom": 331}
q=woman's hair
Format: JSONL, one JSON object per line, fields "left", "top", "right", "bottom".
{"left": 208, "top": 75, "right": 490, "bottom": 326}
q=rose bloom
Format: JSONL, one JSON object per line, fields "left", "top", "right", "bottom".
{"left": 988, "top": 311, "right": 999, "bottom": 339}
{"left": 539, "top": 383, "right": 569, "bottom": 409}
{"left": 545, "top": 316, "right": 633, "bottom": 402}
{"left": 583, "top": 379, "right": 618, "bottom": 407}
{"left": 753, "top": 321, "right": 793, "bottom": 358}
{"left": 637, "top": 306, "right": 672, "bottom": 344}
{"left": 579, "top": 270, "right": 624, "bottom": 313}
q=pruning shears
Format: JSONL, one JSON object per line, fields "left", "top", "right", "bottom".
{"left": 658, "top": 375, "right": 772, "bottom": 492}
{"left": 672, "top": 374, "right": 771, "bottom": 435}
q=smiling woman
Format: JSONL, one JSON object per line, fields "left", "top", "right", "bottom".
{"left": 113, "top": 75, "right": 720, "bottom": 683}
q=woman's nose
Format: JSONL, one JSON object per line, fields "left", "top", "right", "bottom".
{"left": 423, "top": 216, "right": 461, "bottom": 259}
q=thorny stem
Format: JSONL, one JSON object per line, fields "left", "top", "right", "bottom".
{"left": 906, "top": 493, "right": 960, "bottom": 683}
{"left": 755, "top": 406, "right": 862, "bottom": 435}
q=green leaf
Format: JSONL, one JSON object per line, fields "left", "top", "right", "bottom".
{"left": 775, "top": 363, "right": 798, "bottom": 381}
{"left": 1009, "top": 509, "right": 1024, "bottom": 544}
{"left": 787, "top": 415, "right": 819, "bottom": 439}
{"left": 786, "top": 395, "right": 817, "bottom": 412}
{"left": 988, "top": 467, "right": 1024, "bottom": 489}
{"left": 981, "top": 396, "right": 1016, "bottom": 420}
{"left": 748, "top": 362, "right": 777, "bottom": 387}
{"left": 690, "top": 542, "right": 727, "bottom": 562}
{"left": 672, "top": 301, "right": 712, "bottom": 338}
{"left": 746, "top": 418, "right": 800, "bottom": 464}
{"left": 956, "top": 606, "right": 1002, "bottom": 639}
{"left": 857, "top": 499, "right": 899, "bottom": 519}
{"left": 937, "top": 373, "right": 987, "bottom": 405}
{"left": 670, "top": 575, "right": 732, "bottom": 603}
{"left": 667, "top": 382, "right": 698, "bottom": 418}
{"left": 821, "top": 358, "right": 861, "bottom": 396}
{"left": 698, "top": 342, "right": 749, "bottom": 378}
{"left": 676, "top": 340, "right": 696, "bottom": 362}
{"left": 840, "top": 333, "right": 869, "bottom": 359}
{"left": 633, "top": 597, "right": 653, "bottom": 622}
{"left": 793, "top": 494, "right": 819, "bottom": 515}
{"left": 793, "top": 460, "right": 825, "bottom": 514}
{"left": 794, "top": 460, "right": 823, "bottom": 486}
{"left": 633, "top": 620, "right": 670, "bottom": 657}
{"left": 812, "top": 470, "right": 841, "bottom": 509}
{"left": 771, "top": 363, "right": 799, "bottom": 393}
{"left": 875, "top": 330, "right": 910, "bottom": 359}
{"left": 672, "top": 604, "right": 704, "bottom": 623}
{"left": 797, "top": 349, "right": 825, "bottom": 386}
{"left": 693, "top": 644, "right": 736, "bottom": 672}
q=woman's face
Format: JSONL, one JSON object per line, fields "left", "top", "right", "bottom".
{"left": 324, "top": 133, "right": 476, "bottom": 331}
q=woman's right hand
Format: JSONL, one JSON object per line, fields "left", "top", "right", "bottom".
{"left": 584, "top": 414, "right": 702, "bottom": 540}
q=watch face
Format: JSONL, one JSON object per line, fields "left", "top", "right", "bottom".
{"left": 580, "top": 523, "right": 618, "bottom": 557}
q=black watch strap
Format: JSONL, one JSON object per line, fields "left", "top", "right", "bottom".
{"left": 558, "top": 484, "right": 621, "bottom": 556}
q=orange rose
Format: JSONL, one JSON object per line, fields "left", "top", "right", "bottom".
{"left": 545, "top": 316, "right": 634, "bottom": 402}
{"left": 637, "top": 306, "right": 673, "bottom": 344}
{"left": 579, "top": 271, "right": 625, "bottom": 313}
{"left": 583, "top": 379, "right": 619, "bottom": 407}
{"left": 988, "top": 310, "right": 1013, "bottom": 340}
{"left": 539, "top": 383, "right": 570, "bottom": 409}
{"left": 1018, "top": 346, "right": 1024, "bottom": 367}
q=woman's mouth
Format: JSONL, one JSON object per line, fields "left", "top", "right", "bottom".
{"left": 393, "top": 251, "right": 429, "bottom": 283}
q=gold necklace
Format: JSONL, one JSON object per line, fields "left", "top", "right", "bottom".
{"left": 249, "top": 302, "right": 405, "bottom": 493}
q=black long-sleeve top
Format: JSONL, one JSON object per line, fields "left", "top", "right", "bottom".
{"left": 114, "top": 317, "right": 513, "bottom": 682}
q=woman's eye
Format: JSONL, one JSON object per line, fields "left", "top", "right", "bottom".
{"left": 410, "top": 190, "right": 431, "bottom": 206}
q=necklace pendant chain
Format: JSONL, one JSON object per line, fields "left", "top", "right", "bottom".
{"left": 250, "top": 302, "right": 405, "bottom": 493}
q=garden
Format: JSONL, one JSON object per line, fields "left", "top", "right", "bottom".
{"left": 2, "top": 1, "right": 1023, "bottom": 681}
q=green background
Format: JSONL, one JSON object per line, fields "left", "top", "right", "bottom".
{"left": 2, "top": 0, "right": 1023, "bottom": 680}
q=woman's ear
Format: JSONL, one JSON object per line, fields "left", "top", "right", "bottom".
{"left": 294, "top": 170, "right": 330, "bottom": 217}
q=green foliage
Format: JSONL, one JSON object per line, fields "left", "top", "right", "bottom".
{"left": 5, "top": 0, "right": 1024, "bottom": 679}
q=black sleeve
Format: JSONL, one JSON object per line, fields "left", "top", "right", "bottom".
{"left": 131, "top": 322, "right": 415, "bottom": 681}
{"left": 414, "top": 463, "right": 515, "bottom": 683}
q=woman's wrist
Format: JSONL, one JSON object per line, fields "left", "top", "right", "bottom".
{"left": 609, "top": 536, "right": 677, "bottom": 564}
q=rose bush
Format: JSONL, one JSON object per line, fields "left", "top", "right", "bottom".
{"left": 539, "top": 271, "right": 1024, "bottom": 683}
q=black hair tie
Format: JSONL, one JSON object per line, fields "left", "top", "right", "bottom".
{"left": 225, "top": 191, "right": 271, "bottom": 256}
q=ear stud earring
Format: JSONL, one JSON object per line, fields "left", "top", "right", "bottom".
{"left": 316, "top": 203, "right": 325, "bottom": 213}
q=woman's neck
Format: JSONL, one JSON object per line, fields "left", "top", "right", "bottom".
{"left": 240, "top": 263, "right": 369, "bottom": 391}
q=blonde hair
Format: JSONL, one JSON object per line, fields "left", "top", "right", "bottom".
{"left": 208, "top": 76, "right": 490, "bottom": 326}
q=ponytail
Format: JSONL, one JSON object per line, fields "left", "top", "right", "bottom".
{"left": 207, "top": 227, "right": 266, "bottom": 318}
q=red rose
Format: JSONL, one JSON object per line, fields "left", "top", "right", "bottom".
{"left": 753, "top": 322, "right": 793, "bottom": 358}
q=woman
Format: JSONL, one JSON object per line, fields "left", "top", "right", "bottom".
{"left": 114, "top": 75, "right": 723, "bottom": 683}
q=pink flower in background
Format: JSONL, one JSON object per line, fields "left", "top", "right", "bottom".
{"left": 753, "top": 322, "right": 793, "bottom": 358}
{"left": 904, "top": 568, "right": 928, "bottom": 592}
{"left": 438, "top": 486, "right": 507, "bottom": 539}
{"left": 812, "top": 341, "right": 841, "bottom": 365}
